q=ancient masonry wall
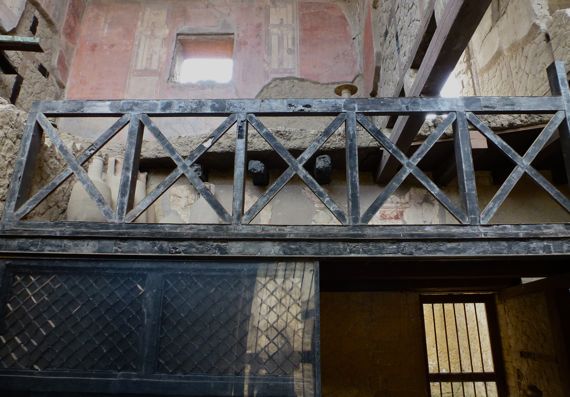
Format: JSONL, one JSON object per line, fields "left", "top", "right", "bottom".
{"left": 498, "top": 291, "right": 570, "bottom": 397}
{"left": 0, "top": 0, "right": 87, "bottom": 110}
{"left": 370, "top": 0, "right": 452, "bottom": 97}
{"left": 0, "top": 98, "right": 73, "bottom": 220}
{"left": 455, "top": 0, "right": 570, "bottom": 96}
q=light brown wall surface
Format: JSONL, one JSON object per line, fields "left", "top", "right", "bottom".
{"left": 320, "top": 291, "right": 428, "bottom": 397}
{"left": 498, "top": 289, "right": 570, "bottom": 397}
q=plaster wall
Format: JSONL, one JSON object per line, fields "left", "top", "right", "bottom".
{"left": 320, "top": 291, "right": 428, "bottom": 397}
{"left": 66, "top": 0, "right": 360, "bottom": 102}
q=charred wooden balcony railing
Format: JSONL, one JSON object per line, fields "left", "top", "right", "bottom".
{"left": 0, "top": 62, "right": 569, "bottom": 258}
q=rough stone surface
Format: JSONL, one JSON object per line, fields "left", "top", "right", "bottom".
{"left": 0, "top": 98, "right": 26, "bottom": 217}
{"left": 0, "top": 98, "right": 74, "bottom": 221}
{"left": 0, "top": 0, "right": 86, "bottom": 108}
{"left": 456, "top": 0, "right": 569, "bottom": 96}
{"left": 373, "top": 0, "right": 429, "bottom": 97}
{"left": 498, "top": 292, "right": 568, "bottom": 397}
{"left": 549, "top": 9, "right": 570, "bottom": 66}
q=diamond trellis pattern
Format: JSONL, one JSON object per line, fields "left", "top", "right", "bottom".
{"left": 158, "top": 272, "right": 257, "bottom": 375}
{"left": 0, "top": 272, "right": 146, "bottom": 372}
{"left": 157, "top": 263, "right": 317, "bottom": 396}
{"left": 245, "top": 262, "right": 316, "bottom": 397}
{"left": 0, "top": 262, "right": 318, "bottom": 397}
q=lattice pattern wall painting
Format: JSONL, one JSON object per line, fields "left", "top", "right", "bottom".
{"left": 0, "top": 261, "right": 319, "bottom": 397}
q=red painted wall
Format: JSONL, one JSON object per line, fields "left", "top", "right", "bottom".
{"left": 66, "top": 0, "right": 360, "bottom": 100}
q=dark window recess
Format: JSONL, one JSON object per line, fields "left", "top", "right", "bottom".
{"left": 37, "top": 63, "right": 49, "bottom": 78}
{"left": 30, "top": 16, "right": 39, "bottom": 35}
{"left": 421, "top": 294, "right": 506, "bottom": 397}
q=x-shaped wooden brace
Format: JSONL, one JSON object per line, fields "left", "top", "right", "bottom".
{"left": 466, "top": 111, "right": 570, "bottom": 224}
{"left": 357, "top": 113, "right": 467, "bottom": 224}
{"left": 35, "top": 114, "right": 116, "bottom": 221}
{"left": 125, "top": 114, "right": 237, "bottom": 223}
{"left": 14, "top": 114, "right": 131, "bottom": 220}
{"left": 245, "top": 114, "right": 348, "bottom": 225}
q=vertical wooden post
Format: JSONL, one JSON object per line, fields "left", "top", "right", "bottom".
{"left": 232, "top": 113, "right": 248, "bottom": 225}
{"left": 116, "top": 114, "right": 144, "bottom": 222}
{"left": 1, "top": 110, "right": 41, "bottom": 226}
{"left": 454, "top": 112, "right": 480, "bottom": 224}
{"left": 345, "top": 112, "right": 361, "bottom": 225}
{"left": 547, "top": 61, "right": 570, "bottom": 186}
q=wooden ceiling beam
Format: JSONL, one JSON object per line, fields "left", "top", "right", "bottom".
{"left": 376, "top": 0, "right": 492, "bottom": 182}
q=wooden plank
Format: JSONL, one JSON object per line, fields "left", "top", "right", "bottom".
{"left": 115, "top": 115, "right": 144, "bottom": 221}
{"left": 32, "top": 96, "right": 564, "bottom": 117}
{"left": 2, "top": 222, "right": 568, "bottom": 241}
{"left": 0, "top": 35, "right": 43, "bottom": 52}
{"left": 232, "top": 114, "right": 248, "bottom": 224}
{"left": 454, "top": 112, "right": 480, "bottom": 224}
{"left": 376, "top": 0, "right": 493, "bottom": 182}
{"left": 547, "top": 61, "right": 570, "bottom": 186}
{"left": 479, "top": 112, "right": 565, "bottom": 224}
{"left": 359, "top": 113, "right": 456, "bottom": 223}
{"left": 139, "top": 272, "right": 163, "bottom": 375}
{"left": 0, "top": 233, "right": 567, "bottom": 258}
{"left": 345, "top": 112, "right": 361, "bottom": 225}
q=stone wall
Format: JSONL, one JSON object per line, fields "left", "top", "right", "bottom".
{"left": 498, "top": 290, "right": 570, "bottom": 396}
{"left": 0, "top": 99, "right": 25, "bottom": 217}
{"left": 0, "top": 0, "right": 87, "bottom": 110}
{"left": 455, "top": 0, "right": 570, "bottom": 96}
{"left": 0, "top": 98, "right": 76, "bottom": 221}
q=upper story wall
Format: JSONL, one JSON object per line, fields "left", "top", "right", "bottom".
{"left": 65, "top": 0, "right": 365, "bottom": 100}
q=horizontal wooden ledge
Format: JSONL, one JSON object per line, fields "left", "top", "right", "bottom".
{"left": 0, "top": 235, "right": 568, "bottom": 258}
{"left": 31, "top": 96, "right": 566, "bottom": 116}
{"left": 1, "top": 223, "right": 569, "bottom": 240}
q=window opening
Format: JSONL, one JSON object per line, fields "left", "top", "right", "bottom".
{"left": 171, "top": 34, "right": 234, "bottom": 84}
{"left": 421, "top": 295, "right": 505, "bottom": 397}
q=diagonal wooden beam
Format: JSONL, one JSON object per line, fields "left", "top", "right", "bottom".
{"left": 358, "top": 113, "right": 466, "bottom": 224}
{"left": 242, "top": 113, "right": 346, "bottom": 224}
{"left": 247, "top": 114, "right": 348, "bottom": 225}
{"left": 467, "top": 112, "right": 570, "bottom": 223}
{"left": 376, "top": 0, "right": 492, "bottom": 183}
{"left": 125, "top": 114, "right": 236, "bottom": 223}
{"left": 140, "top": 114, "right": 232, "bottom": 224}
